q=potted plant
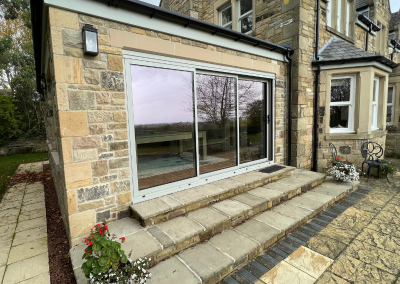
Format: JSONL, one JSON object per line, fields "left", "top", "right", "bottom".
{"left": 81, "top": 221, "right": 151, "bottom": 284}
{"left": 327, "top": 157, "right": 359, "bottom": 182}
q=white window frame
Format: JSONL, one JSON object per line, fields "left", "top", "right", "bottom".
{"left": 329, "top": 75, "right": 356, "bottom": 134}
{"left": 358, "top": 7, "right": 369, "bottom": 18}
{"left": 345, "top": 1, "right": 350, "bottom": 36}
{"left": 123, "top": 51, "right": 276, "bottom": 203}
{"left": 371, "top": 77, "right": 379, "bottom": 130}
{"left": 327, "top": 0, "right": 332, "bottom": 27}
{"left": 337, "top": 0, "right": 341, "bottom": 32}
{"left": 237, "top": 0, "right": 253, "bottom": 34}
{"left": 387, "top": 85, "right": 395, "bottom": 125}
{"left": 219, "top": 4, "right": 232, "bottom": 29}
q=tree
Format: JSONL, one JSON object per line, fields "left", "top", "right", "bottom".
{"left": 0, "top": 94, "right": 21, "bottom": 145}
{"left": 0, "top": 2, "right": 44, "bottom": 143}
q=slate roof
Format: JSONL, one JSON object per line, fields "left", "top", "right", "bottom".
{"left": 390, "top": 11, "right": 400, "bottom": 32}
{"left": 314, "top": 37, "right": 398, "bottom": 68}
{"left": 356, "top": 0, "right": 369, "bottom": 10}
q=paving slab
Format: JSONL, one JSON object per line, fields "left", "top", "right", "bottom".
{"left": 0, "top": 265, "right": 5, "bottom": 284}
{"left": 211, "top": 199, "right": 251, "bottom": 217}
{"left": 12, "top": 226, "right": 47, "bottom": 246}
{"left": 147, "top": 257, "right": 200, "bottom": 284}
{"left": 356, "top": 228, "right": 400, "bottom": 254}
{"left": 254, "top": 211, "right": 298, "bottom": 232}
{"left": 209, "top": 230, "right": 258, "bottom": 261}
{"left": 70, "top": 244, "right": 87, "bottom": 269}
{"left": 272, "top": 203, "right": 313, "bottom": 221}
{"left": 318, "top": 224, "right": 358, "bottom": 245}
{"left": 284, "top": 246, "right": 333, "bottom": 278}
{"left": 15, "top": 216, "right": 46, "bottom": 233}
{"left": 7, "top": 237, "right": 48, "bottom": 265}
{"left": 306, "top": 234, "right": 347, "bottom": 260}
{"left": 212, "top": 178, "right": 246, "bottom": 191}
{"left": 156, "top": 216, "right": 204, "bottom": 243}
{"left": 367, "top": 218, "right": 400, "bottom": 238}
{"left": 247, "top": 187, "right": 284, "bottom": 201}
{"left": 170, "top": 188, "right": 208, "bottom": 205}
{"left": 231, "top": 193, "right": 268, "bottom": 208}
{"left": 0, "top": 200, "right": 22, "bottom": 210}
{"left": 1, "top": 222, "right": 17, "bottom": 238}
{"left": 20, "top": 201, "right": 46, "bottom": 213}
{"left": 344, "top": 239, "right": 400, "bottom": 275}
{"left": 329, "top": 254, "right": 396, "bottom": 283}
{"left": 260, "top": 259, "right": 315, "bottom": 284}
{"left": 314, "top": 271, "right": 351, "bottom": 284}
{"left": 18, "top": 208, "right": 46, "bottom": 222}
{"left": 2, "top": 252, "right": 49, "bottom": 284}
{"left": 331, "top": 207, "right": 375, "bottom": 232}
{"left": 147, "top": 226, "right": 174, "bottom": 248}
{"left": 107, "top": 217, "right": 143, "bottom": 237}
{"left": 301, "top": 191, "right": 333, "bottom": 204}
{"left": 18, "top": 272, "right": 51, "bottom": 284}
{"left": 178, "top": 243, "right": 234, "bottom": 283}
{"left": 158, "top": 195, "right": 184, "bottom": 210}
{"left": 285, "top": 196, "right": 325, "bottom": 211}
{"left": 121, "top": 231, "right": 162, "bottom": 261}
{"left": 187, "top": 207, "right": 229, "bottom": 230}
{"left": 235, "top": 220, "right": 280, "bottom": 247}
{"left": 0, "top": 240, "right": 12, "bottom": 267}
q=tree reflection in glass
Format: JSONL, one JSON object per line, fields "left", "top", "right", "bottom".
{"left": 196, "top": 74, "right": 237, "bottom": 174}
{"left": 238, "top": 80, "right": 266, "bottom": 163}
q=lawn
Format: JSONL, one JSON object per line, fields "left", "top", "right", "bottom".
{"left": 0, "top": 152, "right": 48, "bottom": 200}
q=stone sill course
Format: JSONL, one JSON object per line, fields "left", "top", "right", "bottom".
{"left": 70, "top": 167, "right": 359, "bottom": 283}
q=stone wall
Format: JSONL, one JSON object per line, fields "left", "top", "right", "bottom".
{"left": 46, "top": 6, "right": 288, "bottom": 247}
{"left": 161, "top": 0, "right": 395, "bottom": 171}
{"left": 0, "top": 138, "right": 47, "bottom": 156}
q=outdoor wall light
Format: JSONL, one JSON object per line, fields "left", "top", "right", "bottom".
{"left": 82, "top": 24, "right": 99, "bottom": 56}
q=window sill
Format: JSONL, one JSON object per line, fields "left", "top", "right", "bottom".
{"left": 325, "top": 129, "right": 388, "bottom": 140}
{"left": 326, "top": 26, "right": 355, "bottom": 45}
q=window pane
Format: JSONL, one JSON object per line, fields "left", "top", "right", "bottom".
{"left": 388, "top": 87, "right": 393, "bottom": 103}
{"left": 331, "top": 78, "right": 351, "bottom": 102}
{"left": 196, "top": 74, "right": 237, "bottom": 174}
{"left": 131, "top": 66, "right": 196, "bottom": 190}
{"left": 240, "top": 14, "right": 253, "bottom": 33}
{"left": 387, "top": 106, "right": 392, "bottom": 123}
{"left": 221, "top": 6, "right": 232, "bottom": 26}
{"left": 330, "top": 106, "right": 349, "bottom": 129}
{"left": 239, "top": 80, "right": 266, "bottom": 163}
{"left": 240, "top": 0, "right": 252, "bottom": 15}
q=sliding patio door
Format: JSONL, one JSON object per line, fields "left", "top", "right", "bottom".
{"left": 127, "top": 54, "right": 274, "bottom": 200}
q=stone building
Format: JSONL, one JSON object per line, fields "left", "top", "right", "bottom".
{"left": 386, "top": 11, "right": 400, "bottom": 157}
{"left": 30, "top": 0, "right": 292, "bottom": 248}
{"left": 161, "top": 0, "right": 399, "bottom": 171}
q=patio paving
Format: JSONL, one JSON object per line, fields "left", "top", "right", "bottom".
{"left": 222, "top": 158, "right": 400, "bottom": 284}
{"left": 0, "top": 162, "right": 50, "bottom": 284}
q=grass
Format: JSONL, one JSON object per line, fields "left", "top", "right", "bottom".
{"left": 0, "top": 152, "right": 48, "bottom": 200}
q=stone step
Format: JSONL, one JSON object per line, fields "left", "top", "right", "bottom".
{"left": 145, "top": 179, "right": 358, "bottom": 284}
{"left": 70, "top": 170, "right": 337, "bottom": 283}
{"left": 131, "top": 165, "right": 296, "bottom": 227}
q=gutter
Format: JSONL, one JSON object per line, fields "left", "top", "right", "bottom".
{"left": 311, "top": 55, "right": 398, "bottom": 69}
{"left": 312, "top": 0, "right": 321, "bottom": 172}
{"left": 285, "top": 51, "right": 294, "bottom": 166}
{"left": 357, "top": 14, "right": 380, "bottom": 51}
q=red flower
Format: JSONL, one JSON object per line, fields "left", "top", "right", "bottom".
{"left": 85, "top": 250, "right": 87, "bottom": 253}
{"left": 91, "top": 235, "right": 93, "bottom": 237}
{"left": 89, "top": 241, "right": 93, "bottom": 245}
{"left": 336, "top": 157, "right": 340, "bottom": 160}
{"left": 100, "top": 229, "right": 103, "bottom": 234}
{"left": 346, "top": 159, "right": 348, "bottom": 162}
{"left": 97, "top": 224, "right": 100, "bottom": 227}
{"left": 105, "top": 226, "right": 108, "bottom": 230}
{"left": 119, "top": 237, "right": 126, "bottom": 243}
{"left": 88, "top": 252, "right": 91, "bottom": 254}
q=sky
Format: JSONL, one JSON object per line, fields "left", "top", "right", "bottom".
{"left": 142, "top": 0, "right": 400, "bottom": 13}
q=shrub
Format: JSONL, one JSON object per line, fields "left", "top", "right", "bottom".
{"left": 81, "top": 221, "right": 151, "bottom": 284}
{"left": 367, "top": 159, "right": 396, "bottom": 177}
{"left": 327, "top": 158, "right": 359, "bottom": 182}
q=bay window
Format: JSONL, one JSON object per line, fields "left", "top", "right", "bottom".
{"left": 329, "top": 76, "right": 355, "bottom": 133}
{"left": 125, "top": 52, "right": 274, "bottom": 199}
{"left": 387, "top": 86, "right": 395, "bottom": 125}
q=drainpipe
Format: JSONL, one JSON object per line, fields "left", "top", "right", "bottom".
{"left": 312, "top": 0, "right": 321, "bottom": 172}
{"left": 366, "top": 23, "right": 371, "bottom": 51}
{"left": 285, "top": 51, "right": 293, "bottom": 166}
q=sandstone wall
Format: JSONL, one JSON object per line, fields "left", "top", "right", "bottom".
{"left": 46, "top": 6, "right": 288, "bottom": 247}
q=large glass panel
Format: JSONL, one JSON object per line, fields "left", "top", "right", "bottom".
{"left": 238, "top": 80, "right": 266, "bottom": 163}
{"left": 240, "top": 0, "right": 252, "bottom": 15}
{"left": 331, "top": 78, "right": 351, "bottom": 102}
{"left": 131, "top": 65, "right": 196, "bottom": 190}
{"left": 196, "top": 74, "right": 237, "bottom": 174}
{"left": 388, "top": 86, "right": 394, "bottom": 103}
{"left": 240, "top": 14, "right": 253, "bottom": 33}
{"left": 221, "top": 6, "right": 232, "bottom": 27}
{"left": 330, "top": 106, "right": 349, "bottom": 129}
